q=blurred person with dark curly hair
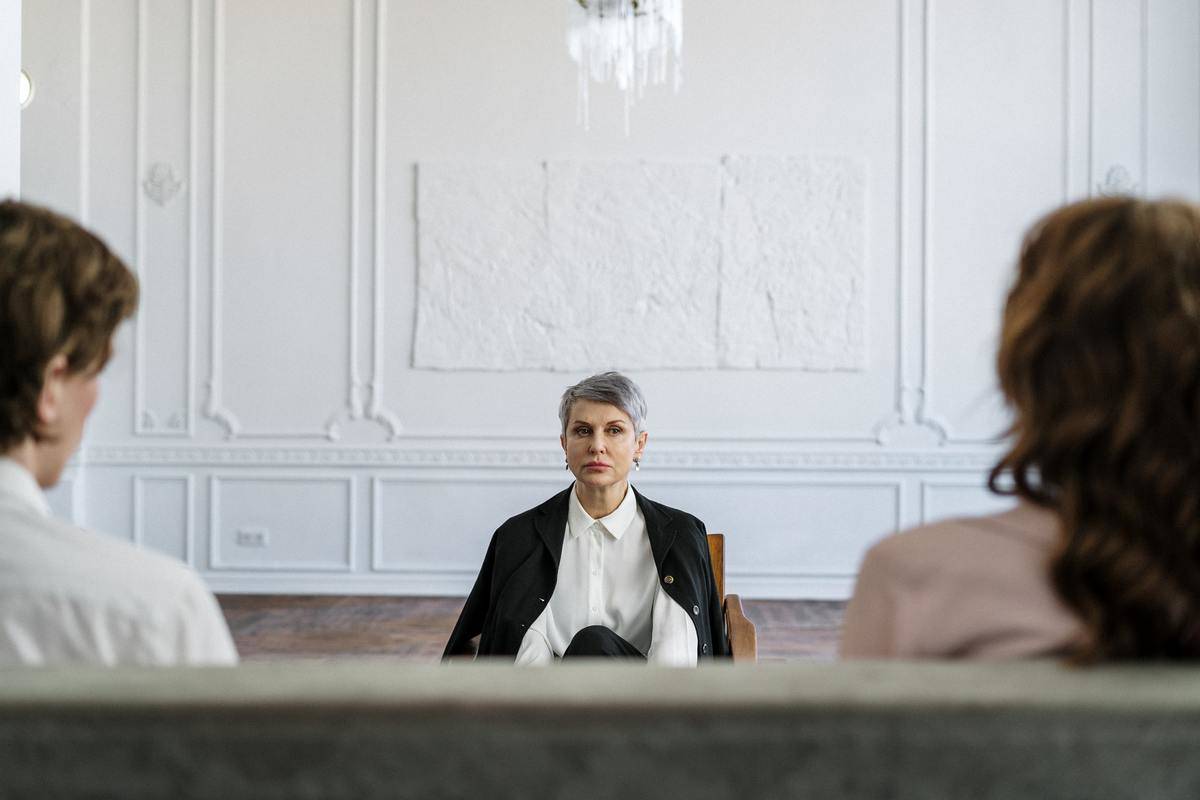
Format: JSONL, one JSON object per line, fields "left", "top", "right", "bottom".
{"left": 841, "top": 196, "right": 1200, "bottom": 661}
{"left": 0, "top": 199, "right": 237, "bottom": 665}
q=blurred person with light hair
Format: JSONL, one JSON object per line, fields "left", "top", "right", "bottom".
{"left": 0, "top": 199, "right": 237, "bottom": 665}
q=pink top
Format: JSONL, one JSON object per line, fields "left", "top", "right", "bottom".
{"left": 840, "top": 503, "right": 1083, "bottom": 659}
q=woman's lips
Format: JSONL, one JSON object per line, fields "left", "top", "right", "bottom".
{"left": 584, "top": 462, "right": 609, "bottom": 470}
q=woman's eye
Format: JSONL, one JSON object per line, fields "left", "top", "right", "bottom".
{"left": 575, "top": 427, "right": 590, "bottom": 436}
{"left": 608, "top": 427, "right": 622, "bottom": 435}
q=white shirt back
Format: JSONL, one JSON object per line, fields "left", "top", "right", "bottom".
{"left": 0, "top": 458, "right": 238, "bottom": 666}
{"left": 515, "top": 485, "right": 698, "bottom": 666}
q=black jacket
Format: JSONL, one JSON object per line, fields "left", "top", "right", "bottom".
{"left": 444, "top": 486, "right": 730, "bottom": 660}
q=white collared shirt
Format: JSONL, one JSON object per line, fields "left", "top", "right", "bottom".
{"left": 515, "top": 484, "right": 698, "bottom": 666}
{"left": 0, "top": 457, "right": 238, "bottom": 666}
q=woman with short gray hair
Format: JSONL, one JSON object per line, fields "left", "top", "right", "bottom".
{"left": 445, "top": 372, "right": 729, "bottom": 663}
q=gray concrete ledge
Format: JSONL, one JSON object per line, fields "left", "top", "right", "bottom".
{"left": 2, "top": 661, "right": 1199, "bottom": 799}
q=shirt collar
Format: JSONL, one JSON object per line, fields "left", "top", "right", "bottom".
{"left": 567, "top": 483, "right": 638, "bottom": 541}
{"left": 0, "top": 457, "right": 52, "bottom": 517}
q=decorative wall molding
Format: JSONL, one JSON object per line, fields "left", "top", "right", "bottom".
{"left": 133, "top": 0, "right": 196, "bottom": 439}
{"left": 872, "top": 0, "right": 948, "bottom": 446}
{"left": 205, "top": 0, "right": 363, "bottom": 441}
{"left": 85, "top": 444, "right": 1000, "bottom": 472}
{"left": 1139, "top": 0, "right": 1149, "bottom": 196}
{"left": 370, "top": 476, "right": 568, "bottom": 572}
{"left": 637, "top": 475, "right": 905, "bottom": 552}
{"left": 918, "top": 476, "right": 1016, "bottom": 525}
{"left": 331, "top": 0, "right": 369, "bottom": 434}
{"left": 1097, "top": 163, "right": 1138, "bottom": 196}
{"left": 364, "top": 0, "right": 402, "bottom": 438}
{"left": 142, "top": 162, "right": 185, "bottom": 206}
{"left": 209, "top": 474, "right": 356, "bottom": 571}
{"left": 78, "top": 0, "right": 91, "bottom": 224}
{"left": 1065, "top": 0, "right": 1092, "bottom": 199}
{"left": 908, "top": 0, "right": 1078, "bottom": 446}
{"left": 133, "top": 474, "right": 196, "bottom": 565}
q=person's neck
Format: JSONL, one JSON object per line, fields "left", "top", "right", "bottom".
{"left": 574, "top": 480, "right": 629, "bottom": 520}
{"left": 4, "top": 439, "right": 55, "bottom": 488}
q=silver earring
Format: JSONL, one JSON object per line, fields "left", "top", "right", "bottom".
{"left": 634, "top": 458, "right": 641, "bottom": 471}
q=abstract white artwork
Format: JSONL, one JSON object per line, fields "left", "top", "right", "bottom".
{"left": 719, "top": 156, "right": 867, "bottom": 369}
{"left": 414, "top": 157, "right": 866, "bottom": 371}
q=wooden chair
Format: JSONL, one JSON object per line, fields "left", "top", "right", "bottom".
{"left": 708, "top": 533, "right": 758, "bottom": 662}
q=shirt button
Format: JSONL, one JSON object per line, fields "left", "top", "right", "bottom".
{"left": 663, "top": 575, "right": 674, "bottom": 584}
{"left": 692, "top": 605, "right": 700, "bottom": 616}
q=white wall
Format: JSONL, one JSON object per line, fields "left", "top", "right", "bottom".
{"left": 19, "top": 0, "right": 1200, "bottom": 599}
{"left": 0, "top": 0, "right": 18, "bottom": 197}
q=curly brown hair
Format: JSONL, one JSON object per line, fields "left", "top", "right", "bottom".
{"left": 988, "top": 196, "right": 1200, "bottom": 662}
{"left": 0, "top": 200, "right": 138, "bottom": 451}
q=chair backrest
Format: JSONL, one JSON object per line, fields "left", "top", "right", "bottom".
{"left": 707, "top": 533, "right": 725, "bottom": 599}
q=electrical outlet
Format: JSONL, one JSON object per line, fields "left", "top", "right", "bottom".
{"left": 235, "top": 527, "right": 269, "bottom": 548}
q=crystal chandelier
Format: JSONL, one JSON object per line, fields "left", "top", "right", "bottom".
{"left": 567, "top": 0, "right": 683, "bottom": 133}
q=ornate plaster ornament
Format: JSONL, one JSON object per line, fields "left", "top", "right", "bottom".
{"left": 143, "top": 162, "right": 185, "bottom": 206}
{"left": 1097, "top": 164, "right": 1138, "bottom": 197}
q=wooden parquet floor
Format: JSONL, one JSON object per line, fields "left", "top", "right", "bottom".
{"left": 217, "top": 595, "right": 845, "bottom": 662}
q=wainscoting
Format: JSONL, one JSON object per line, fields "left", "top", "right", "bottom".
{"left": 21, "top": 0, "right": 1200, "bottom": 599}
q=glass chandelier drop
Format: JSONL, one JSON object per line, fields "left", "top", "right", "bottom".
{"left": 567, "top": 0, "right": 683, "bottom": 133}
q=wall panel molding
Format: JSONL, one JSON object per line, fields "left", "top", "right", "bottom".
{"left": 209, "top": 474, "right": 355, "bottom": 571}
{"left": 872, "top": 0, "right": 946, "bottom": 448}
{"left": 133, "top": 0, "right": 197, "bottom": 438}
{"left": 133, "top": 474, "right": 196, "bottom": 564}
{"left": 1066, "top": 0, "right": 1092, "bottom": 198}
{"left": 1090, "top": 0, "right": 1149, "bottom": 196}
{"left": 370, "top": 475, "right": 901, "bottom": 595}
{"left": 919, "top": 477, "right": 1016, "bottom": 525}
{"left": 29, "top": 0, "right": 1179, "bottom": 600}
{"left": 86, "top": 444, "right": 1000, "bottom": 472}
{"left": 370, "top": 476, "right": 567, "bottom": 572}
{"left": 366, "top": 0, "right": 402, "bottom": 437}
{"left": 79, "top": 0, "right": 92, "bottom": 222}
{"left": 204, "top": 0, "right": 361, "bottom": 440}
{"left": 918, "top": 0, "right": 1075, "bottom": 445}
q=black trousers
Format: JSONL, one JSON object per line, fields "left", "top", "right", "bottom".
{"left": 562, "top": 625, "right": 646, "bottom": 659}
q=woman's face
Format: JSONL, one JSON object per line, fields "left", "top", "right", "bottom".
{"left": 560, "top": 400, "right": 648, "bottom": 492}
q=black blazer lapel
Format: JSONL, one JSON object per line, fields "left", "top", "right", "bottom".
{"left": 634, "top": 488, "right": 676, "bottom": 571}
{"left": 533, "top": 486, "right": 572, "bottom": 568}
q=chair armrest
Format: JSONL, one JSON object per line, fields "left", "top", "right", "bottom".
{"left": 723, "top": 594, "right": 758, "bottom": 662}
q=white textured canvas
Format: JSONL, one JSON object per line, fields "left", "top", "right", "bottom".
{"left": 544, "top": 161, "right": 722, "bottom": 369}
{"left": 414, "top": 162, "right": 555, "bottom": 369}
{"left": 415, "top": 157, "right": 866, "bottom": 371}
{"left": 719, "top": 156, "right": 867, "bottom": 369}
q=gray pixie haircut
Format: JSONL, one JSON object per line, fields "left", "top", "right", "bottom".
{"left": 558, "top": 372, "right": 648, "bottom": 435}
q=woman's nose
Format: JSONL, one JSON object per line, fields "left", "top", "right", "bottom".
{"left": 589, "top": 435, "right": 605, "bottom": 452}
